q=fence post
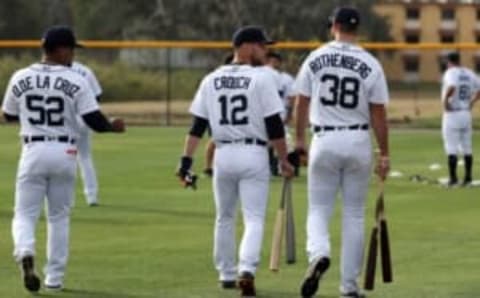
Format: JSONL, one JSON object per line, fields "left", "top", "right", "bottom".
{"left": 166, "top": 48, "right": 172, "bottom": 126}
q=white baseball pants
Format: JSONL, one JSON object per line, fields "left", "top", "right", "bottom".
{"left": 12, "top": 142, "right": 77, "bottom": 286}
{"left": 76, "top": 117, "right": 98, "bottom": 204}
{"left": 212, "top": 144, "right": 270, "bottom": 281}
{"left": 306, "top": 130, "right": 372, "bottom": 294}
{"left": 442, "top": 111, "right": 472, "bottom": 155}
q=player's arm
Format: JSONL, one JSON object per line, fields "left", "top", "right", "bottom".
{"left": 370, "top": 103, "right": 390, "bottom": 180}
{"left": 3, "top": 112, "right": 19, "bottom": 122}
{"left": 265, "top": 113, "right": 294, "bottom": 177}
{"left": 177, "top": 116, "right": 209, "bottom": 187}
{"left": 443, "top": 86, "right": 455, "bottom": 111}
{"left": 82, "top": 110, "right": 124, "bottom": 133}
{"left": 295, "top": 94, "right": 310, "bottom": 151}
{"left": 284, "top": 95, "right": 295, "bottom": 125}
{"left": 471, "top": 90, "right": 480, "bottom": 110}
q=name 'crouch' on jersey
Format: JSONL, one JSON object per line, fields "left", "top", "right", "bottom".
{"left": 295, "top": 41, "right": 389, "bottom": 126}
{"left": 2, "top": 63, "right": 99, "bottom": 138}
{"left": 189, "top": 64, "right": 284, "bottom": 142}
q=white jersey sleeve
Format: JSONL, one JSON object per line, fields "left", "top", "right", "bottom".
{"left": 2, "top": 72, "right": 21, "bottom": 115}
{"left": 368, "top": 62, "right": 389, "bottom": 105}
{"left": 295, "top": 55, "right": 313, "bottom": 97}
{"left": 189, "top": 77, "right": 209, "bottom": 119}
{"left": 257, "top": 72, "right": 284, "bottom": 117}
{"left": 71, "top": 62, "right": 103, "bottom": 97}
{"left": 75, "top": 82, "right": 100, "bottom": 116}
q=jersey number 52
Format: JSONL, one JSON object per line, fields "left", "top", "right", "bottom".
{"left": 26, "top": 95, "right": 65, "bottom": 126}
{"left": 320, "top": 74, "right": 359, "bottom": 109}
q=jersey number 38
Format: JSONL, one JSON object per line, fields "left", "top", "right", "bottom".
{"left": 320, "top": 74, "right": 359, "bottom": 109}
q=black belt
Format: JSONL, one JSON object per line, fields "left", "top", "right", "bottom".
{"left": 23, "top": 135, "right": 76, "bottom": 144}
{"left": 218, "top": 138, "right": 267, "bottom": 147}
{"left": 313, "top": 124, "right": 369, "bottom": 133}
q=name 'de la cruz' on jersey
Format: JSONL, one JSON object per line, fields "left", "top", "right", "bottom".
{"left": 190, "top": 64, "right": 284, "bottom": 142}
{"left": 3, "top": 63, "right": 98, "bottom": 137}
{"left": 296, "top": 41, "right": 388, "bottom": 126}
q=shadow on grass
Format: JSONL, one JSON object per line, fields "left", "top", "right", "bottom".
{"left": 87, "top": 203, "right": 213, "bottom": 219}
{"left": 52, "top": 288, "right": 139, "bottom": 298}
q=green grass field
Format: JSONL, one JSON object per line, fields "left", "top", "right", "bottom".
{"left": 1, "top": 126, "right": 480, "bottom": 298}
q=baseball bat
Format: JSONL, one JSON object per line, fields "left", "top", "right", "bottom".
{"left": 269, "top": 177, "right": 289, "bottom": 272}
{"left": 380, "top": 219, "right": 393, "bottom": 283}
{"left": 364, "top": 225, "right": 378, "bottom": 290}
{"left": 285, "top": 178, "right": 296, "bottom": 264}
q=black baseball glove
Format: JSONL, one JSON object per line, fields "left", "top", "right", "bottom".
{"left": 176, "top": 156, "right": 198, "bottom": 190}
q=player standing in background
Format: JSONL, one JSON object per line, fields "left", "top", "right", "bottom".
{"left": 177, "top": 26, "right": 294, "bottom": 298}
{"left": 71, "top": 61, "right": 102, "bottom": 205}
{"left": 266, "top": 51, "right": 300, "bottom": 175}
{"left": 295, "top": 7, "right": 389, "bottom": 298}
{"left": 441, "top": 52, "right": 480, "bottom": 187}
{"left": 203, "top": 53, "right": 234, "bottom": 177}
{"left": 2, "top": 26, "right": 125, "bottom": 293}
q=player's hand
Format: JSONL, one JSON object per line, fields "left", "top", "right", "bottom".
{"left": 110, "top": 118, "right": 126, "bottom": 133}
{"left": 279, "top": 158, "right": 295, "bottom": 178}
{"left": 176, "top": 156, "right": 197, "bottom": 190}
{"left": 375, "top": 155, "right": 390, "bottom": 181}
{"left": 294, "top": 147, "right": 308, "bottom": 166}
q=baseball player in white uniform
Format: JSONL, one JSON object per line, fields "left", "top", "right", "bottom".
{"left": 71, "top": 61, "right": 102, "bottom": 205}
{"left": 177, "top": 26, "right": 294, "bottom": 298}
{"left": 441, "top": 52, "right": 480, "bottom": 186}
{"left": 294, "top": 8, "right": 390, "bottom": 298}
{"left": 2, "top": 26, "right": 125, "bottom": 293}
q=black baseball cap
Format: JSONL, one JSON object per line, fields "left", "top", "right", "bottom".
{"left": 232, "top": 26, "right": 275, "bottom": 47}
{"left": 42, "top": 26, "right": 83, "bottom": 51}
{"left": 328, "top": 7, "right": 360, "bottom": 29}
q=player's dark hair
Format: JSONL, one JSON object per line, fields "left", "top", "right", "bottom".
{"left": 223, "top": 53, "right": 234, "bottom": 64}
{"left": 446, "top": 52, "right": 460, "bottom": 65}
{"left": 267, "top": 51, "right": 282, "bottom": 61}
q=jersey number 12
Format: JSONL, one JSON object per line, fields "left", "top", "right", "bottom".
{"left": 218, "top": 95, "right": 249, "bottom": 125}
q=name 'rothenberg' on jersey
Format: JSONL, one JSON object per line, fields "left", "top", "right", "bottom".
{"left": 11, "top": 75, "right": 81, "bottom": 99}
{"left": 309, "top": 53, "right": 372, "bottom": 79}
{"left": 214, "top": 76, "right": 251, "bottom": 90}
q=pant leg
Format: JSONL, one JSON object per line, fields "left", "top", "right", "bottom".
{"left": 12, "top": 148, "right": 47, "bottom": 261}
{"left": 442, "top": 115, "right": 461, "bottom": 155}
{"left": 306, "top": 136, "right": 341, "bottom": 263}
{"left": 339, "top": 151, "right": 371, "bottom": 294}
{"left": 44, "top": 146, "right": 77, "bottom": 286}
{"left": 213, "top": 153, "right": 239, "bottom": 281}
{"left": 76, "top": 130, "right": 98, "bottom": 203}
{"left": 237, "top": 166, "right": 269, "bottom": 275}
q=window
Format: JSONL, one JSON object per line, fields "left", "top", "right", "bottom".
{"left": 476, "top": 35, "right": 480, "bottom": 43}
{"left": 405, "top": 34, "right": 420, "bottom": 43}
{"left": 404, "top": 58, "right": 419, "bottom": 73}
{"left": 475, "top": 60, "right": 480, "bottom": 73}
{"left": 440, "top": 34, "right": 455, "bottom": 43}
{"left": 441, "top": 8, "right": 455, "bottom": 21}
{"left": 477, "top": 9, "right": 480, "bottom": 21}
{"left": 406, "top": 7, "right": 420, "bottom": 20}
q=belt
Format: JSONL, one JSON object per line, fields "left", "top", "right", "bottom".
{"left": 218, "top": 138, "right": 267, "bottom": 147}
{"left": 23, "top": 135, "right": 76, "bottom": 144}
{"left": 313, "top": 124, "right": 369, "bottom": 133}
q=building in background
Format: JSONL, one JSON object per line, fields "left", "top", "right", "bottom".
{"left": 374, "top": 0, "right": 480, "bottom": 82}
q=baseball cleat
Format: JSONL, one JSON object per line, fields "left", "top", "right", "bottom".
{"left": 238, "top": 271, "right": 256, "bottom": 298}
{"left": 45, "top": 284, "right": 64, "bottom": 292}
{"left": 20, "top": 256, "right": 40, "bottom": 293}
{"left": 203, "top": 168, "right": 213, "bottom": 177}
{"left": 88, "top": 202, "right": 99, "bottom": 207}
{"left": 220, "top": 280, "right": 237, "bottom": 289}
{"left": 300, "top": 256, "right": 330, "bottom": 298}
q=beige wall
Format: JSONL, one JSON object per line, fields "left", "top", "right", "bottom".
{"left": 374, "top": 3, "right": 480, "bottom": 82}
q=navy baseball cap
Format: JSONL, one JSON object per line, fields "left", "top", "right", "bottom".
{"left": 42, "top": 26, "right": 83, "bottom": 51}
{"left": 232, "top": 26, "right": 275, "bottom": 47}
{"left": 328, "top": 7, "right": 360, "bottom": 29}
